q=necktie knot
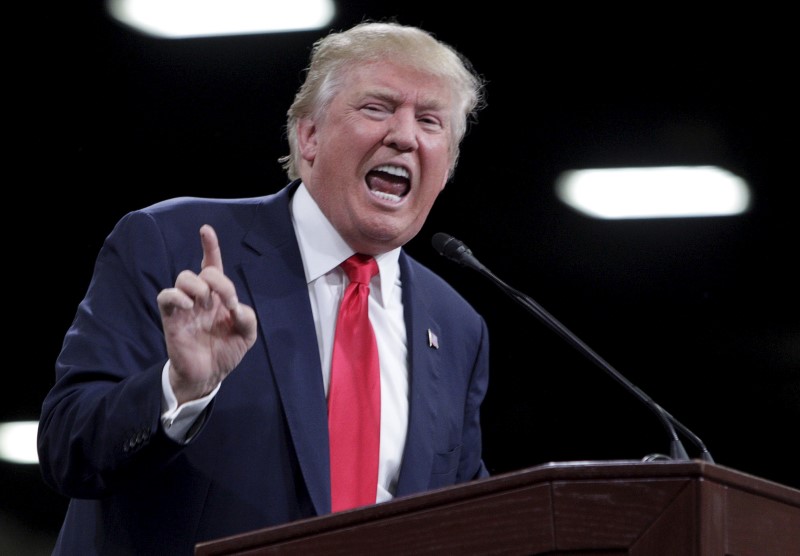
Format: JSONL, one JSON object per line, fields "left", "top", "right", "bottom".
{"left": 341, "top": 254, "right": 378, "bottom": 285}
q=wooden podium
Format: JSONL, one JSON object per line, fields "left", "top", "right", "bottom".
{"left": 195, "top": 460, "right": 800, "bottom": 555}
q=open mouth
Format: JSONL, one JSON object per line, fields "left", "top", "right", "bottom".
{"left": 366, "top": 164, "right": 410, "bottom": 202}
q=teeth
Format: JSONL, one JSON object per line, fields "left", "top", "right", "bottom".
{"left": 371, "top": 190, "right": 402, "bottom": 202}
{"left": 373, "top": 164, "right": 409, "bottom": 179}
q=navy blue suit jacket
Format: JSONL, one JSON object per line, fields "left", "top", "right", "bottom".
{"left": 39, "top": 181, "right": 490, "bottom": 555}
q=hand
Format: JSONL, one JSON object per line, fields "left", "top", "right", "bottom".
{"left": 157, "top": 224, "right": 257, "bottom": 404}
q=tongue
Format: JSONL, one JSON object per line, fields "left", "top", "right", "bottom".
{"left": 366, "top": 171, "right": 409, "bottom": 197}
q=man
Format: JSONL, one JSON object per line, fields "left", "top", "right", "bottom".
{"left": 38, "top": 20, "right": 490, "bottom": 555}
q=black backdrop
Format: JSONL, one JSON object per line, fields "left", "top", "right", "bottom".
{"left": 4, "top": 1, "right": 797, "bottom": 551}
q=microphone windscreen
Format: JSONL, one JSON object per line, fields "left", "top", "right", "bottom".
{"left": 431, "top": 232, "right": 455, "bottom": 256}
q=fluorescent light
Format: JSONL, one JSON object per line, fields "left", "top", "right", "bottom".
{"left": 555, "top": 166, "right": 751, "bottom": 219}
{"left": 0, "top": 421, "right": 39, "bottom": 465}
{"left": 106, "top": 0, "right": 336, "bottom": 38}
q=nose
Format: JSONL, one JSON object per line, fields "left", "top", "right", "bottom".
{"left": 383, "top": 110, "right": 418, "bottom": 152}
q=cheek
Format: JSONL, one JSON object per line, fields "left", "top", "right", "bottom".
{"left": 418, "top": 180, "right": 446, "bottom": 212}
{"left": 321, "top": 132, "right": 363, "bottom": 169}
{"left": 423, "top": 134, "right": 454, "bottom": 167}
{"left": 422, "top": 151, "right": 454, "bottom": 192}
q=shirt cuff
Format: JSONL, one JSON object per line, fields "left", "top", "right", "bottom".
{"left": 160, "top": 361, "right": 219, "bottom": 442}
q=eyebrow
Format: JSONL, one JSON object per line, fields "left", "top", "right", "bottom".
{"left": 362, "top": 87, "right": 448, "bottom": 113}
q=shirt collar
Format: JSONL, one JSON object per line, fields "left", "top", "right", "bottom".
{"left": 290, "top": 182, "right": 401, "bottom": 306}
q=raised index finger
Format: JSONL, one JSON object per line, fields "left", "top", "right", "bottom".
{"left": 199, "top": 224, "right": 224, "bottom": 272}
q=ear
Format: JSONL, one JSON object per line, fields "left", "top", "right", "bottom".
{"left": 439, "top": 171, "right": 450, "bottom": 192}
{"left": 296, "top": 117, "right": 318, "bottom": 163}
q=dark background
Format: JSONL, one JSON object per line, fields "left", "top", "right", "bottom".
{"left": 4, "top": 1, "right": 797, "bottom": 552}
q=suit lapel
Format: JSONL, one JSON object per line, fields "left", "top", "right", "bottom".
{"left": 395, "top": 255, "right": 441, "bottom": 495}
{"left": 239, "top": 185, "right": 332, "bottom": 515}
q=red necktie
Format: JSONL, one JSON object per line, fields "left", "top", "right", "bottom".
{"left": 328, "top": 254, "right": 381, "bottom": 512}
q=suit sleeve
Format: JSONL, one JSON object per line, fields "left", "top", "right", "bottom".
{"left": 38, "top": 210, "right": 195, "bottom": 498}
{"left": 458, "top": 314, "right": 491, "bottom": 482}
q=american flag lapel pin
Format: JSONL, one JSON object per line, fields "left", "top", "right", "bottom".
{"left": 427, "top": 329, "right": 439, "bottom": 349}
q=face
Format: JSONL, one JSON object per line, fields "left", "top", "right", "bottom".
{"left": 296, "top": 60, "right": 457, "bottom": 255}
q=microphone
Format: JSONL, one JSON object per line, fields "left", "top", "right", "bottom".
{"left": 432, "top": 232, "right": 713, "bottom": 463}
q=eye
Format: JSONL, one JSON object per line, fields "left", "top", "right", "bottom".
{"left": 362, "top": 103, "right": 391, "bottom": 116}
{"left": 418, "top": 115, "right": 444, "bottom": 129}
